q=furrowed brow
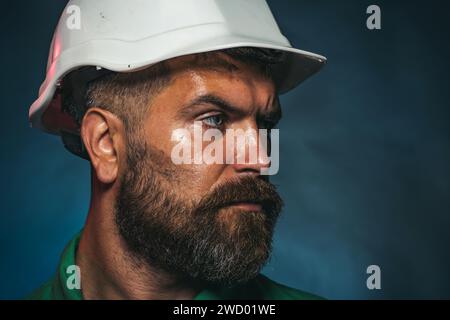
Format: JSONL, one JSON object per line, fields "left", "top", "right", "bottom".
{"left": 179, "top": 94, "right": 247, "bottom": 118}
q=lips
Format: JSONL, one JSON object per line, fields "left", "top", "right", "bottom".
{"left": 194, "top": 176, "right": 283, "bottom": 219}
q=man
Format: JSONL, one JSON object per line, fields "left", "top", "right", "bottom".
{"left": 28, "top": 0, "right": 326, "bottom": 299}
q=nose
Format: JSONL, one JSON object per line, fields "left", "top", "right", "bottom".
{"left": 226, "top": 120, "right": 271, "bottom": 176}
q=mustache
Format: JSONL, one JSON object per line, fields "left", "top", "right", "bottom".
{"left": 195, "top": 176, "right": 284, "bottom": 217}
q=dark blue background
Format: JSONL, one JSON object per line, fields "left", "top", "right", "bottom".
{"left": 1, "top": 0, "right": 449, "bottom": 299}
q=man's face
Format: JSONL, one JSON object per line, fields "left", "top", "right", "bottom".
{"left": 115, "top": 53, "right": 283, "bottom": 286}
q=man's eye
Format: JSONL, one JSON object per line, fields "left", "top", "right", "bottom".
{"left": 202, "top": 114, "right": 225, "bottom": 128}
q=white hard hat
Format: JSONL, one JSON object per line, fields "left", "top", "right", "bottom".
{"left": 29, "top": 0, "right": 326, "bottom": 135}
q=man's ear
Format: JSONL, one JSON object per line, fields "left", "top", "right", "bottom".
{"left": 80, "top": 108, "right": 125, "bottom": 184}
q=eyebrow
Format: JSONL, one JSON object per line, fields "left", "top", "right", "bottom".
{"left": 179, "top": 94, "right": 282, "bottom": 120}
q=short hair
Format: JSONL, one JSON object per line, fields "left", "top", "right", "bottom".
{"left": 62, "top": 47, "right": 285, "bottom": 133}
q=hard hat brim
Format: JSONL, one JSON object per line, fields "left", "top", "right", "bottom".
{"left": 29, "top": 33, "right": 326, "bottom": 135}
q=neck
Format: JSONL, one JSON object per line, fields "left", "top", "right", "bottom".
{"left": 76, "top": 178, "right": 201, "bottom": 300}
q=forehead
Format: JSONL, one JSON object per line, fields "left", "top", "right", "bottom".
{"left": 152, "top": 53, "right": 277, "bottom": 114}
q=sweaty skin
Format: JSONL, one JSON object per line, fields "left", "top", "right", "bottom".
{"left": 77, "top": 53, "right": 280, "bottom": 299}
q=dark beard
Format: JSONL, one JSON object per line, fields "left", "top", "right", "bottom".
{"left": 115, "top": 137, "right": 283, "bottom": 287}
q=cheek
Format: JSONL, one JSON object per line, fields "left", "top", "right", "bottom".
{"left": 144, "top": 114, "right": 177, "bottom": 154}
{"left": 171, "top": 124, "right": 226, "bottom": 196}
{"left": 145, "top": 119, "right": 226, "bottom": 197}
{"left": 188, "top": 163, "right": 226, "bottom": 196}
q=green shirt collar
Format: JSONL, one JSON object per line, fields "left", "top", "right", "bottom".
{"left": 29, "top": 231, "right": 321, "bottom": 300}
